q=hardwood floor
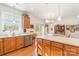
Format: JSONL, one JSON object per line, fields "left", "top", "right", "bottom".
{"left": 3, "top": 44, "right": 36, "bottom": 56}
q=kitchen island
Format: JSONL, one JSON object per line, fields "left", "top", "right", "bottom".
{"left": 37, "top": 34, "right": 79, "bottom": 56}
{"left": 0, "top": 33, "right": 33, "bottom": 55}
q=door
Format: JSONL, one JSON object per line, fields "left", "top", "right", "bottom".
{"left": 43, "top": 40, "right": 51, "bottom": 56}
{"left": 44, "top": 43, "right": 50, "bottom": 56}
{"left": 0, "top": 38, "right": 3, "bottom": 55}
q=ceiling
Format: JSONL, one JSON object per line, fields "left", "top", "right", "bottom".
{"left": 4, "top": 3, "right": 79, "bottom": 21}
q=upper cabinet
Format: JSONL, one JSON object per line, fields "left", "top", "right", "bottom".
{"left": 23, "top": 15, "right": 30, "bottom": 29}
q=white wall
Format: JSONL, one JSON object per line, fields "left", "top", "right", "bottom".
{"left": 48, "top": 17, "right": 79, "bottom": 38}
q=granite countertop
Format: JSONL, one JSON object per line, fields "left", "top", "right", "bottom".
{"left": 0, "top": 32, "right": 33, "bottom": 38}
{"left": 37, "top": 34, "right": 79, "bottom": 47}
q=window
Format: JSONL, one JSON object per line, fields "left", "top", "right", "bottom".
{"left": 35, "top": 24, "right": 44, "bottom": 36}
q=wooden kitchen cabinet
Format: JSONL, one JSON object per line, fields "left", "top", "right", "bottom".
{"left": 43, "top": 43, "right": 50, "bottom": 56}
{"left": 37, "top": 38, "right": 79, "bottom": 56}
{"left": 53, "top": 47, "right": 63, "bottom": 56}
{"left": 51, "top": 41, "right": 63, "bottom": 56}
{"left": 0, "top": 38, "right": 3, "bottom": 55}
{"left": 4, "top": 38, "right": 11, "bottom": 53}
{"left": 23, "top": 15, "right": 30, "bottom": 29}
{"left": 10, "top": 37, "right": 16, "bottom": 51}
{"left": 16, "top": 36, "right": 24, "bottom": 49}
{"left": 64, "top": 50, "right": 77, "bottom": 56}
{"left": 43, "top": 40, "right": 51, "bottom": 56}
{"left": 64, "top": 44, "right": 79, "bottom": 56}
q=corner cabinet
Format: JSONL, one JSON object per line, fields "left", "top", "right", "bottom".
{"left": 0, "top": 38, "right": 3, "bottom": 55}
{"left": 23, "top": 15, "right": 30, "bottom": 29}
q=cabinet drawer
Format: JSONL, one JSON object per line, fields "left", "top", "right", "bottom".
{"left": 64, "top": 44, "right": 77, "bottom": 53}
{"left": 52, "top": 41, "right": 63, "bottom": 49}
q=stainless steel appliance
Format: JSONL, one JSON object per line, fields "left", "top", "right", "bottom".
{"left": 24, "top": 35, "right": 32, "bottom": 47}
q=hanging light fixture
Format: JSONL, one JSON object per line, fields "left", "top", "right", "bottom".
{"left": 57, "top": 4, "right": 62, "bottom": 21}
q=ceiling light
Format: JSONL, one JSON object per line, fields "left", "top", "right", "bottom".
{"left": 57, "top": 4, "right": 62, "bottom": 21}
{"left": 13, "top": 21, "right": 15, "bottom": 24}
{"left": 57, "top": 16, "right": 62, "bottom": 21}
{"left": 45, "top": 19, "right": 49, "bottom": 23}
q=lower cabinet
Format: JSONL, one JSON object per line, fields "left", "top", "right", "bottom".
{"left": 0, "top": 39, "right": 3, "bottom": 55}
{"left": 43, "top": 40, "right": 50, "bottom": 56}
{"left": 64, "top": 50, "right": 77, "bottom": 56}
{"left": 16, "top": 36, "right": 24, "bottom": 49}
{"left": 53, "top": 47, "right": 63, "bottom": 56}
{"left": 10, "top": 37, "right": 16, "bottom": 51}
{"left": 44, "top": 43, "right": 50, "bottom": 56}
{"left": 51, "top": 46, "right": 63, "bottom": 56}
{"left": 4, "top": 36, "right": 24, "bottom": 54}
{"left": 63, "top": 44, "right": 79, "bottom": 56}
{"left": 0, "top": 35, "right": 31, "bottom": 55}
{"left": 51, "top": 41, "right": 63, "bottom": 56}
{"left": 37, "top": 39, "right": 79, "bottom": 56}
{"left": 4, "top": 38, "right": 11, "bottom": 53}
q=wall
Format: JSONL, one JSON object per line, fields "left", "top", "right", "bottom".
{"left": 48, "top": 17, "right": 79, "bottom": 38}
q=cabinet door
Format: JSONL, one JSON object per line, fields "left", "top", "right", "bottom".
{"left": 4, "top": 38, "right": 11, "bottom": 53}
{"left": 23, "top": 16, "right": 30, "bottom": 29}
{"left": 10, "top": 37, "right": 16, "bottom": 51}
{"left": 53, "top": 47, "right": 63, "bottom": 56}
{"left": 44, "top": 43, "right": 50, "bottom": 56}
{"left": 16, "top": 36, "right": 24, "bottom": 49}
{"left": 43, "top": 40, "right": 51, "bottom": 56}
{"left": 64, "top": 50, "right": 77, "bottom": 56}
{"left": 0, "top": 39, "right": 3, "bottom": 55}
{"left": 50, "top": 45, "right": 54, "bottom": 56}
{"left": 51, "top": 41, "right": 63, "bottom": 56}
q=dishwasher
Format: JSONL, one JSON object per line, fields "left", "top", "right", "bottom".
{"left": 24, "top": 35, "right": 32, "bottom": 47}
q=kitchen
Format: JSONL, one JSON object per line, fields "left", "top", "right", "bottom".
{"left": 0, "top": 3, "right": 79, "bottom": 56}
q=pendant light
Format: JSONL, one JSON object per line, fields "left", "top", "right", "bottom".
{"left": 57, "top": 4, "right": 62, "bottom": 21}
